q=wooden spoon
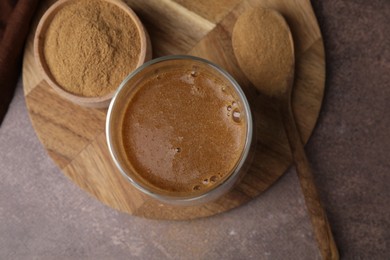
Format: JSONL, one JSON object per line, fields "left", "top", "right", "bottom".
{"left": 232, "top": 7, "right": 339, "bottom": 260}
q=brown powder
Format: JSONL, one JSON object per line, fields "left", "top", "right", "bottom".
{"left": 43, "top": 0, "right": 141, "bottom": 97}
{"left": 232, "top": 8, "right": 293, "bottom": 96}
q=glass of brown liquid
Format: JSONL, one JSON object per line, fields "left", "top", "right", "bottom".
{"left": 106, "top": 55, "right": 253, "bottom": 205}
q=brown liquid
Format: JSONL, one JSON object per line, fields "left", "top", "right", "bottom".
{"left": 121, "top": 68, "right": 247, "bottom": 193}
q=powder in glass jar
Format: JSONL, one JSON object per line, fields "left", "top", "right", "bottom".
{"left": 43, "top": 0, "right": 141, "bottom": 97}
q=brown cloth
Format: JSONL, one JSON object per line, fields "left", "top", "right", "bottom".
{"left": 0, "top": 0, "right": 40, "bottom": 126}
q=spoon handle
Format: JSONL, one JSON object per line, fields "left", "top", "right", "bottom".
{"left": 280, "top": 104, "right": 339, "bottom": 260}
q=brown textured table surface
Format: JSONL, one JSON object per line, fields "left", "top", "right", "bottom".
{"left": 1, "top": 0, "right": 389, "bottom": 259}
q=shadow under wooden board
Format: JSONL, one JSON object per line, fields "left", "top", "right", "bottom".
{"left": 22, "top": 0, "right": 325, "bottom": 220}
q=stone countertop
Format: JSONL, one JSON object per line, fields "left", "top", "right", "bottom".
{"left": 0, "top": 0, "right": 389, "bottom": 259}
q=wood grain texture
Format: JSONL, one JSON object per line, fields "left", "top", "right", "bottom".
{"left": 22, "top": 0, "right": 326, "bottom": 220}
{"left": 124, "top": 0, "right": 215, "bottom": 56}
{"left": 172, "top": 0, "right": 243, "bottom": 23}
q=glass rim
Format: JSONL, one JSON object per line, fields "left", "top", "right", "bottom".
{"left": 106, "top": 55, "right": 253, "bottom": 204}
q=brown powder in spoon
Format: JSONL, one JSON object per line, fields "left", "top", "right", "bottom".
{"left": 43, "top": 0, "right": 141, "bottom": 97}
{"left": 232, "top": 8, "right": 294, "bottom": 96}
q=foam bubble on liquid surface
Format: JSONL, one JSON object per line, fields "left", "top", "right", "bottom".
{"left": 210, "top": 175, "right": 218, "bottom": 183}
{"left": 191, "top": 65, "right": 199, "bottom": 77}
{"left": 190, "top": 174, "right": 223, "bottom": 192}
{"left": 232, "top": 109, "right": 241, "bottom": 123}
{"left": 190, "top": 70, "right": 198, "bottom": 77}
{"left": 180, "top": 73, "right": 195, "bottom": 85}
{"left": 225, "top": 99, "right": 242, "bottom": 124}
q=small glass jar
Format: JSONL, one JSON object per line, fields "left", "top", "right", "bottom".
{"left": 106, "top": 55, "right": 253, "bottom": 205}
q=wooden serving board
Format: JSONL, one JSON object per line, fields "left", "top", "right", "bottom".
{"left": 22, "top": 0, "right": 325, "bottom": 220}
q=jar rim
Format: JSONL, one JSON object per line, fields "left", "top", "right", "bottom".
{"left": 106, "top": 55, "right": 253, "bottom": 205}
